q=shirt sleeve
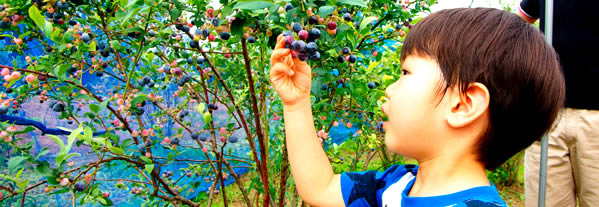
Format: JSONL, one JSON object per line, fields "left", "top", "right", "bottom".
{"left": 519, "top": 0, "right": 541, "bottom": 19}
{"left": 340, "top": 165, "right": 409, "bottom": 207}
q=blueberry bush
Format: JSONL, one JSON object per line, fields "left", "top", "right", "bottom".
{"left": 0, "top": 0, "right": 434, "bottom": 206}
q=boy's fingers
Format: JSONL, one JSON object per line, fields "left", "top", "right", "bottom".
{"left": 292, "top": 57, "right": 311, "bottom": 74}
{"left": 275, "top": 35, "right": 286, "bottom": 49}
{"left": 271, "top": 48, "right": 291, "bottom": 64}
{"left": 270, "top": 62, "right": 294, "bottom": 84}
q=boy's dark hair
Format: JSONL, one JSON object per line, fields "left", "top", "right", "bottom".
{"left": 401, "top": 8, "right": 565, "bottom": 170}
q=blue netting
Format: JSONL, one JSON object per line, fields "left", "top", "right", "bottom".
{"left": 0, "top": 22, "right": 391, "bottom": 205}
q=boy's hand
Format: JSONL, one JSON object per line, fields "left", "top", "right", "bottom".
{"left": 269, "top": 35, "right": 312, "bottom": 108}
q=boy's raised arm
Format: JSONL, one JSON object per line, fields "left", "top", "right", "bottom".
{"left": 270, "top": 35, "right": 345, "bottom": 207}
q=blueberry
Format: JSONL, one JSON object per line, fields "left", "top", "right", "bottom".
{"left": 199, "top": 136, "right": 207, "bottom": 141}
{"left": 367, "top": 82, "right": 376, "bottom": 89}
{"left": 5, "top": 88, "right": 12, "bottom": 93}
{"left": 297, "top": 52, "right": 308, "bottom": 61}
{"left": 81, "top": 33, "right": 90, "bottom": 43}
{"left": 67, "top": 121, "right": 73, "bottom": 125}
{"left": 57, "top": 1, "right": 69, "bottom": 10}
{"left": 201, "top": 28, "right": 210, "bottom": 37}
{"left": 145, "top": 140, "right": 152, "bottom": 147}
{"left": 211, "top": 17, "right": 219, "bottom": 26}
{"left": 292, "top": 22, "right": 302, "bottom": 33}
{"left": 247, "top": 36, "right": 256, "bottom": 43}
{"left": 341, "top": 8, "right": 349, "bottom": 14}
{"left": 308, "top": 51, "right": 320, "bottom": 60}
{"left": 74, "top": 183, "right": 85, "bottom": 192}
{"left": 321, "top": 84, "right": 329, "bottom": 90}
{"left": 306, "top": 42, "right": 317, "bottom": 53}
{"left": 175, "top": 24, "right": 184, "bottom": 31}
{"left": 148, "top": 30, "right": 156, "bottom": 37}
{"left": 0, "top": 105, "right": 7, "bottom": 115}
{"left": 284, "top": 3, "right": 293, "bottom": 12}
{"left": 220, "top": 32, "right": 230, "bottom": 40}
{"left": 343, "top": 13, "right": 352, "bottom": 22}
{"left": 282, "top": 31, "right": 293, "bottom": 37}
{"left": 138, "top": 79, "right": 146, "bottom": 86}
{"left": 376, "top": 121, "right": 384, "bottom": 133}
{"left": 342, "top": 47, "right": 350, "bottom": 55}
{"left": 395, "top": 24, "right": 402, "bottom": 30}
{"left": 308, "top": 28, "right": 321, "bottom": 40}
{"left": 291, "top": 40, "right": 306, "bottom": 51}
{"left": 348, "top": 55, "right": 357, "bottom": 63}
{"left": 229, "top": 136, "right": 238, "bottom": 143}
{"left": 137, "top": 144, "right": 146, "bottom": 153}
{"left": 182, "top": 75, "right": 191, "bottom": 84}
{"left": 95, "top": 71, "right": 103, "bottom": 77}
{"left": 143, "top": 76, "right": 151, "bottom": 84}
{"left": 101, "top": 49, "right": 110, "bottom": 57}
{"left": 182, "top": 25, "right": 190, "bottom": 33}
{"left": 189, "top": 40, "right": 199, "bottom": 48}
{"left": 191, "top": 134, "right": 199, "bottom": 140}
{"left": 337, "top": 55, "right": 345, "bottom": 63}
{"left": 171, "top": 137, "right": 180, "bottom": 145}
{"left": 53, "top": 103, "right": 65, "bottom": 112}
{"left": 187, "top": 57, "right": 194, "bottom": 64}
{"left": 68, "top": 19, "right": 77, "bottom": 26}
{"left": 197, "top": 56, "right": 205, "bottom": 64}
{"left": 309, "top": 16, "right": 318, "bottom": 25}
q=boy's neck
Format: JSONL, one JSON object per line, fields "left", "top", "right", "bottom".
{"left": 408, "top": 152, "right": 489, "bottom": 197}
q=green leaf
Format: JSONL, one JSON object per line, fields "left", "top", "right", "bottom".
{"left": 234, "top": 1, "right": 273, "bottom": 10}
{"left": 145, "top": 164, "right": 154, "bottom": 174}
{"left": 89, "top": 104, "right": 99, "bottom": 114}
{"left": 359, "top": 16, "right": 377, "bottom": 32}
{"left": 97, "top": 196, "right": 114, "bottom": 206}
{"left": 230, "top": 17, "right": 245, "bottom": 37}
{"left": 17, "top": 179, "right": 30, "bottom": 190}
{"left": 203, "top": 112, "right": 212, "bottom": 123}
{"left": 54, "top": 64, "right": 70, "bottom": 80}
{"left": 49, "top": 188, "right": 70, "bottom": 195}
{"left": 8, "top": 156, "right": 27, "bottom": 173}
{"left": 140, "top": 156, "right": 152, "bottom": 164}
{"left": 28, "top": 6, "right": 53, "bottom": 38}
{"left": 195, "top": 103, "right": 206, "bottom": 114}
{"left": 73, "top": 94, "right": 96, "bottom": 101}
{"left": 109, "top": 147, "right": 124, "bottom": 155}
{"left": 338, "top": 0, "right": 367, "bottom": 7}
{"left": 88, "top": 41, "right": 97, "bottom": 52}
{"left": 35, "top": 161, "right": 51, "bottom": 176}
{"left": 109, "top": 40, "right": 121, "bottom": 50}
{"left": 48, "top": 135, "right": 65, "bottom": 154}
{"left": 99, "top": 100, "right": 109, "bottom": 113}
{"left": 131, "top": 94, "right": 147, "bottom": 106}
{"left": 318, "top": 6, "right": 336, "bottom": 17}
{"left": 83, "top": 127, "right": 93, "bottom": 143}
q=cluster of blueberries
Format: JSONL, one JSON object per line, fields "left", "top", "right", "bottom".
{"left": 283, "top": 22, "right": 321, "bottom": 61}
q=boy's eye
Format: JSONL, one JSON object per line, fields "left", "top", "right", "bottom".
{"left": 401, "top": 69, "right": 409, "bottom": 76}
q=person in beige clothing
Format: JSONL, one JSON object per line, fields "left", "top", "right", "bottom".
{"left": 517, "top": 0, "right": 599, "bottom": 206}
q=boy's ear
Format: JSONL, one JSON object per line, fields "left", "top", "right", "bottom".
{"left": 445, "top": 82, "right": 490, "bottom": 128}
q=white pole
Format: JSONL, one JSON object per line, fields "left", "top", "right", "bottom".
{"left": 539, "top": 1, "right": 553, "bottom": 207}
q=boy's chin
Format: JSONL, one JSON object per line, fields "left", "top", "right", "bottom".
{"left": 383, "top": 133, "right": 402, "bottom": 154}
{"left": 384, "top": 132, "right": 416, "bottom": 159}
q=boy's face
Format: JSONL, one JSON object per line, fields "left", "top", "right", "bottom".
{"left": 382, "top": 54, "right": 449, "bottom": 159}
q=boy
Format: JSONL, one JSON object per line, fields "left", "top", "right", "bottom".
{"left": 269, "top": 8, "right": 565, "bottom": 207}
